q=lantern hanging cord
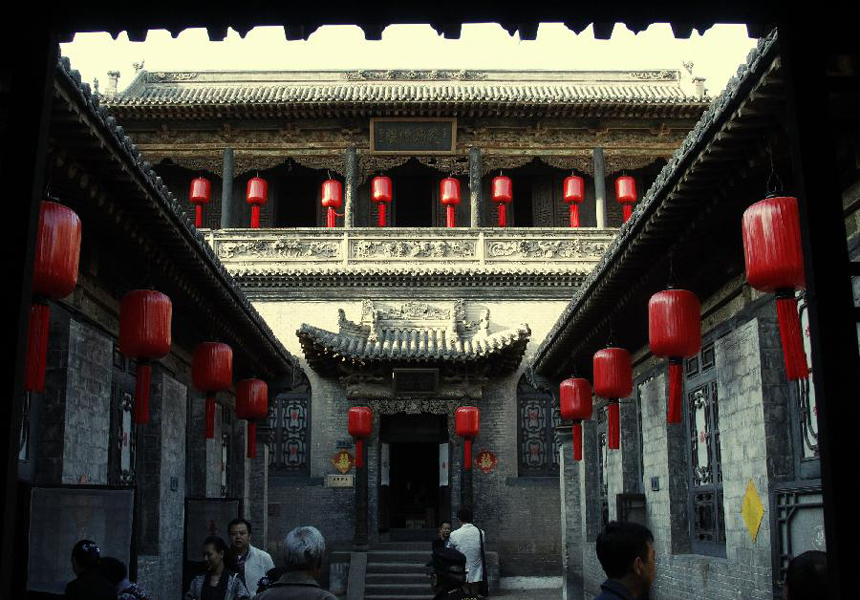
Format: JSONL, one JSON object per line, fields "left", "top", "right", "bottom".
{"left": 605, "top": 322, "right": 615, "bottom": 348}
{"left": 667, "top": 253, "right": 677, "bottom": 288}
{"left": 766, "top": 144, "right": 783, "bottom": 197}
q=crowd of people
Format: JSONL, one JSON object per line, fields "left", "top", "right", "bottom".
{"left": 61, "top": 515, "right": 826, "bottom": 600}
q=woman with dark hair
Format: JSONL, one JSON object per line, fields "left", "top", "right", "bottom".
{"left": 184, "top": 536, "right": 250, "bottom": 600}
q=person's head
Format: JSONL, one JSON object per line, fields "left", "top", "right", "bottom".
{"left": 71, "top": 540, "right": 100, "bottom": 575}
{"left": 426, "top": 547, "right": 467, "bottom": 594}
{"left": 283, "top": 526, "right": 326, "bottom": 577}
{"left": 595, "top": 521, "right": 655, "bottom": 597}
{"left": 438, "top": 521, "right": 452, "bottom": 540}
{"left": 98, "top": 556, "right": 127, "bottom": 586}
{"left": 202, "top": 536, "right": 230, "bottom": 573}
{"left": 784, "top": 550, "right": 827, "bottom": 600}
{"left": 228, "top": 518, "right": 253, "bottom": 555}
{"left": 456, "top": 508, "right": 473, "bottom": 524}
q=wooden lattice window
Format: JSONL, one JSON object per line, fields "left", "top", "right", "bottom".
{"left": 516, "top": 376, "right": 561, "bottom": 477}
{"left": 265, "top": 371, "right": 312, "bottom": 477}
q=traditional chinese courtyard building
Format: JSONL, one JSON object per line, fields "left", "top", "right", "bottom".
{"left": 95, "top": 63, "right": 713, "bottom": 589}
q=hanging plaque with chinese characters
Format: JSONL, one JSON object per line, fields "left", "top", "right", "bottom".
{"left": 371, "top": 118, "right": 456, "bottom": 154}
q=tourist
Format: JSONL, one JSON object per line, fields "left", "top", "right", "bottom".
{"left": 426, "top": 547, "right": 479, "bottom": 600}
{"left": 64, "top": 540, "right": 116, "bottom": 600}
{"left": 98, "top": 556, "right": 152, "bottom": 599}
{"left": 184, "top": 535, "right": 250, "bottom": 600}
{"left": 228, "top": 517, "right": 275, "bottom": 594}
{"left": 594, "top": 521, "right": 656, "bottom": 600}
{"left": 432, "top": 520, "right": 453, "bottom": 550}
{"left": 784, "top": 550, "right": 827, "bottom": 600}
{"left": 447, "top": 508, "right": 487, "bottom": 597}
{"left": 254, "top": 526, "right": 338, "bottom": 600}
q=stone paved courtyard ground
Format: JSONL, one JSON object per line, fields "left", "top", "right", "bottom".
{"left": 494, "top": 588, "right": 564, "bottom": 599}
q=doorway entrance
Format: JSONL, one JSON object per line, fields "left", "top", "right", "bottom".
{"left": 379, "top": 413, "right": 450, "bottom": 537}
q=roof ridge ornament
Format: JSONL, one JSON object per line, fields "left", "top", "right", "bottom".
{"left": 344, "top": 69, "right": 488, "bottom": 81}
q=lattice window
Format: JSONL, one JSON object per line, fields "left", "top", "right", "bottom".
{"left": 221, "top": 409, "right": 231, "bottom": 497}
{"left": 266, "top": 392, "right": 311, "bottom": 476}
{"left": 793, "top": 292, "right": 820, "bottom": 479}
{"left": 109, "top": 343, "right": 136, "bottom": 487}
{"left": 685, "top": 341, "right": 726, "bottom": 556}
{"left": 516, "top": 377, "right": 560, "bottom": 476}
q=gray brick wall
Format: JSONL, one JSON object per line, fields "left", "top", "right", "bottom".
{"left": 556, "top": 426, "right": 583, "bottom": 600}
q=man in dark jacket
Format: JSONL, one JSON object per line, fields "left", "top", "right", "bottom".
{"left": 254, "top": 526, "right": 337, "bottom": 600}
{"left": 594, "top": 521, "right": 655, "bottom": 600}
{"left": 426, "top": 547, "right": 479, "bottom": 600}
{"left": 64, "top": 540, "right": 116, "bottom": 600}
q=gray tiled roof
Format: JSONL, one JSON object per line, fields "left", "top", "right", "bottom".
{"left": 107, "top": 69, "right": 708, "bottom": 118}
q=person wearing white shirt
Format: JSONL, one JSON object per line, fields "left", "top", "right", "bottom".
{"left": 229, "top": 518, "right": 275, "bottom": 595}
{"left": 447, "top": 508, "right": 485, "bottom": 597}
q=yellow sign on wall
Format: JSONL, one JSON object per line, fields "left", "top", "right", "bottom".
{"left": 742, "top": 479, "right": 765, "bottom": 542}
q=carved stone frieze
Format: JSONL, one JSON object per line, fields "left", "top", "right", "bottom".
{"left": 486, "top": 238, "right": 611, "bottom": 260}
{"left": 216, "top": 239, "right": 340, "bottom": 260}
{"left": 351, "top": 239, "right": 476, "bottom": 260}
{"left": 368, "top": 301, "right": 452, "bottom": 321}
{"left": 629, "top": 70, "right": 677, "bottom": 80}
{"left": 365, "top": 398, "right": 462, "bottom": 415}
{"left": 148, "top": 72, "right": 199, "bottom": 82}
{"left": 345, "top": 69, "right": 488, "bottom": 81}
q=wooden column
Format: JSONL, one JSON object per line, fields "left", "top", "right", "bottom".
{"left": 353, "top": 442, "right": 369, "bottom": 550}
{"left": 780, "top": 22, "right": 858, "bottom": 599}
{"left": 469, "top": 147, "right": 482, "bottom": 228}
{"left": 344, "top": 146, "right": 358, "bottom": 228}
{"left": 220, "top": 147, "right": 234, "bottom": 229}
{"left": 593, "top": 148, "right": 607, "bottom": 228}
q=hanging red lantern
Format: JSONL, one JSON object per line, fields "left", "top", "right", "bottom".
{"left": 649, "top": 289, "right": 701, "bottom": 424}
{"left": 246, "top": 177, "right": 268, "bottom": 229}
{"left": 119, "top": 290, "right": 172, "bottom": 424}
{"left": 560, "top": 377, "right": 593, "bottom": 461}
{"left": 439, "top": 178, "right": 461, "bottom": 228}
{"left": 25, "top": 201, "right": 82, "bottom": 392}
{"left": 564, "top": 175, "right": 584, "bottom": 228}
{"left": 742, "top": 196, "right": 809, "bottom": 380}
{"left": 192, "top": 342, "right": 233, "bottom": 440}
{"left": 455, "top": 406, "right": 480, "bottom": 469}
{"left": 348, "top": 406, "right": 372, "bottom": 467}
{"left": 492, "top": 175, "right": 513, "bottom": 227}
{"left": 615, "top": 176, "right": 637, "bottom": 223}
{"left": 372, "top": 176, "right": 393, "bottom": 227}
{"left": 593, "top": 347, "right": 632, "bottom": 450}
{"left": 189, "top": 177, "right": 211, "bottom": 228}
{"left": 236, "top": 378, "right": 268, "bottom": 459}
{"left": 321, "top": 179, "right": 343, "bottom": 228}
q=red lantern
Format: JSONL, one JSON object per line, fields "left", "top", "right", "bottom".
{"left": 372, "top": 176, "right": 393, "bottom": 227}
{"left": 246, "top": 177, "right": 268, "bottom": 228}
{"left": 321, "top": 179, "right": 343, "bottom": 228}
{"left": 742, "top": 196, "right": 808, "bottom": 380}
{"left": 560, "top": 377, "right": 593, "bottom": 461}
{"left": 649, "top": 289, "right": 701, "bottom": 424}
{"left": 455, "top": 406, "right": 480, "bottom": 469}
{"left": 492, "top": 175, "right": 513, "bottom": 227}
{"left": 192, "top": 342, "right": 233, "bottom": 439}
{"left": 593, "top": 347, "right": 632, "bottom": 450}
{"left": 236, "top": 378, "right": 268, "bottom": 459}
{"left": 564, "top": 176, "right": 584, "bottom": 228}
{"left": 348, "top": 406, "right": 372, "bottom": 468}
{"left": 25, "top": 201, "right": 82, "bottom": 392}
{"left": 616, "top": 176, "right": 637, "bottom": 223}
{"left": 119, "top": 290, "right": 172, "bottom": 424}
{"left": 439, "top": 178, "right": 461, "bottom": 228}
{"left": 189, "top": 177, "right": 211, "bottom": 228}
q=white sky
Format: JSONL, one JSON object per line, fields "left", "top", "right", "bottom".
{"left": 61, "top": 22, "right": 758, "bottom": 97}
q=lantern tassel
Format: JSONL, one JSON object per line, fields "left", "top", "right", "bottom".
{"left": 569, "top": 204, "right": 580, "bottom": 228}
{"left": 195, "top": 205, "right": 203, "bottom": 228}
{"left": 623, "top": 204, "right": 634, "bottom": 222}
{"left": 776, "top": 292, "right": 810, "bottom": 381}
{"left": 133, "top": 363, "right": 151, "bottom": 425}
{"left": 25, "top": 302, "right": 51, "bottom": 393}
{"left": 446, "top": 205, "right": 455, "bottom": 228}
{"left": 205, "top": 393, "right": 216, "bottom": 439}
{"left": 247, "top": 422, "right": 257, "bottom": 459}
{"left": 327, "top": 207, "right": 337, "bottom": 228}
{"left": 667, "top": 359, "right": 683, "bottom": 424}
{"left": 608, "top": 401, "right": 620, "bottom": 450}
{"left": 498, "top": 204, "right": 507, "bottom": 227}
{"left": 355, "top": 438, "right": 364, "bottom": 468}
{"left": 573, "top": 422, "right": 583, "bottom": 462}
{"left": 251, "top": 205, "right": 261, "bottom": 229}
{"left": 378, "top": 203, "right": 387, "bottom": 227}
{"left": 464, "top": 438, "right": 472, "bottom": 469}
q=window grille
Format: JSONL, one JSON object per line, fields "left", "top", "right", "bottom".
{"left": 685, "top": 341, "right": 726, "bottom": 556}
{"left": 516, "top": 376, "right": 560, "bottom": 477}
{"left": 266, "top": 393, "right": 311, "bottom": 476}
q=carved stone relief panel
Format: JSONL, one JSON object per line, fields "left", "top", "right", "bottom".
{"left": 350, "top": 239, "right": 476, "bottom": 260}
{"left": 215, "top": 239, "right": 341, "bottom": 261}
{"left": 484, "top": 238, "right": 612, "bottom": 260}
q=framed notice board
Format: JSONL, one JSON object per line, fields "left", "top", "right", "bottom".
{"left": 370, "top": 118, "right": 456, "bottom": 154}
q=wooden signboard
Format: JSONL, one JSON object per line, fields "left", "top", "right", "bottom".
{"left": 371, "top": 118, "right": 456, "bottom": 154}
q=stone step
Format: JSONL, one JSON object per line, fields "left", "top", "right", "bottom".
{"left": 368, "top": 550, "right": 432, "bottom": 563}
{"left": 365, "top": 582, "right": 434, "bottom": 596}
{"left": 367, "top": 572, "right": 428, "bottom": 585}
{"left": 389, "top": 527, "right": 437, "bottom": 542}
{"left": 367, "top": 562, "right": 430, "bottom": 574}
{"left": 365, "top": 596, "right": 434, "bottom": 600}
{"left": 373, "top": 541, "right": 434, "bottom": 551}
